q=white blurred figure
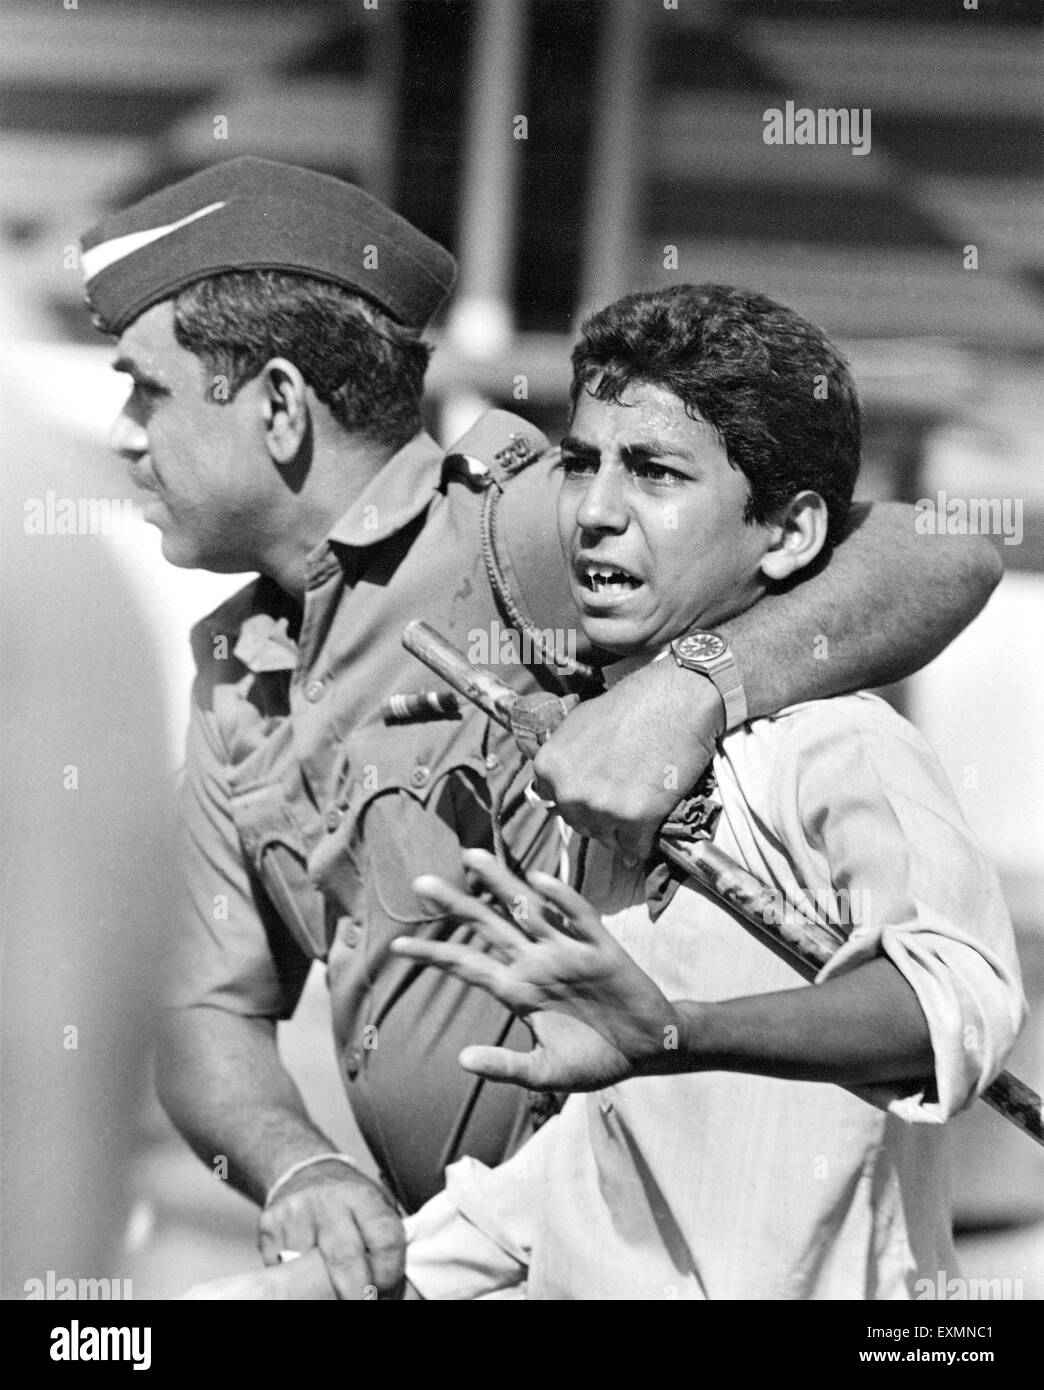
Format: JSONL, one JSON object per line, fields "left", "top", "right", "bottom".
{"left": 1, "top": 387, "right": 176, "bottom": 1297}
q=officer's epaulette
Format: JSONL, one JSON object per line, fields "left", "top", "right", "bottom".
{"left": 441, "top": 409, "right": 600, "bottom": 689}
{"left": 442, "top": 409, "right": 551, "bottom": 489}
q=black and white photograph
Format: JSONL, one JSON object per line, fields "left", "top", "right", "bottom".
{"left": 1, "top": 0, "right": 1041, "bottom": 1347}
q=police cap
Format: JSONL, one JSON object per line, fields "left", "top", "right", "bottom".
{"left": 80, "top": 156, "right": 457, "bottom": 335}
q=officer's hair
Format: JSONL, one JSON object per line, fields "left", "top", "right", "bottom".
{"left": 173, "top": 270, "right": 432, "bottom": 450}
{"left": 570, "top": 284, "right": 860, "bottom": 550}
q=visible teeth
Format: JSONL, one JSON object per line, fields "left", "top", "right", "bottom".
{"left": 582, "top": 563, "right": 639, "bottom": 591}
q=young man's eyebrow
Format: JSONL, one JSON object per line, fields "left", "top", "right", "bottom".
{"left": 559, "top": 435, "right": 599, "bottom": 454}
{"left": 620, "top": 441, "right": 700, "bottom": 466}
{"left": 622, "top": 441, "right": 684, "bottom": 458}
{"left": 561, "top": 435, "right": 699, "bottom": 463}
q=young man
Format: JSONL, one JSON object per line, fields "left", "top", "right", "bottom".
{"left": 385, "top": 285, "right": 1025, "bottom": 1300}
{"left": 82, "top": 159, "right": 1005, "bottom": 1301}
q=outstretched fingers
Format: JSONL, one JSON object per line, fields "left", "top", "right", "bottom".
{"left": 389, "top": 936, "right": 534, "bottom": 1013}
{"left": 524, "top": 869, "right": 609, "bottom": 945}
{"left": 459, "top": 848, "right": 560, "bottom": 940}
{"left": 411, "top": 872, "right": 527, "bottom": 954}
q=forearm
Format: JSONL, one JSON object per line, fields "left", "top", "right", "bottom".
{"left": 719, "top": 501, "right": 1003, "bottom": 718}
{"left": 156, "top": 1004, "right": 337, "bottom": 1205}
{"left": 655, "top": 957, "right": 935, "bottom": 1089}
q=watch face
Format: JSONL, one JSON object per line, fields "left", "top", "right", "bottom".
{"left": 676, "top": 632, "right": 726, "bottom": 663}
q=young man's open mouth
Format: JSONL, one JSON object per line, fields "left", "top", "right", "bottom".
{"left": 574, "top": 557, "right": 645, "bottom": 608}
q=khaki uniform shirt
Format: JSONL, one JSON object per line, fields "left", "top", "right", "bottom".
{"left": 172, "top": 412, "right": 579, "bottom": 1211}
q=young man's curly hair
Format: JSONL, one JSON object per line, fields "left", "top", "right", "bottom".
{"left": 173, "top": 270, "right": 432, "bottom": 451}
{"left": 570, "top": 283, "right": 861, "bottom": 549}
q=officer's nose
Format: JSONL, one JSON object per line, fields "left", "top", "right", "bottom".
{"left": 109, "top": 405, "right": 148, "bottom": 462}
{"left": 576, "top": 464, "right": 628, "bottom": 535}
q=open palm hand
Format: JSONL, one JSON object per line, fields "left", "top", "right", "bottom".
{"left": 391, "top": 849, "right": 681, "bottom": 1091}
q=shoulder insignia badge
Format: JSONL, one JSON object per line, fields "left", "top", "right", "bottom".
{"left": 493, "top": 432, "right": 542, "bottom": 477}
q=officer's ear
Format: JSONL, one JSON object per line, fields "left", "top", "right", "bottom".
{"left": 259, "top": 358, "right": 310, "bottom": 465}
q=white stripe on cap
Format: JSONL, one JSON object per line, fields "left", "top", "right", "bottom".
{"left": 81, "top": 201, "right": 227, "bottom": 283}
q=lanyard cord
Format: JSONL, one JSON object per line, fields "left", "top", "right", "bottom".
{"left": 480, "top": 480, "right": 600, "bottom": 686}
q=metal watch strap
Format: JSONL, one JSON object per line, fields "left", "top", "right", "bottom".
{"left": 669, "top": 633, "right": 748, "bottom": 731}
{"left": 707, "top": 649, "right": 748, "bottom": 730}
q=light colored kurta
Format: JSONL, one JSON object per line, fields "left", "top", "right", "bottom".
{"left": 404, "top": 693, "right": 1025, "bottom": 1299}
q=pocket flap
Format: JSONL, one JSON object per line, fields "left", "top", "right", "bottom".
{"left": 231, "top": 781, "right": 329, "bottom": 960}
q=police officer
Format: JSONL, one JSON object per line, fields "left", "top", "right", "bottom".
{"left": 81, "top": 158, "right": 1000, "bottom": 1299}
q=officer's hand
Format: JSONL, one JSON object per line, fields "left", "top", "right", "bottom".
{"left": 258, "top": 1161, "right": 405, "bottom": 1300}
{"left": 533, "top": 657, "right": 724, "bottom": 863}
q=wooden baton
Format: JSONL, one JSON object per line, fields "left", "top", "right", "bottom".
{"left": 402, "top": 619, "right": 1044, "bottom": 1148}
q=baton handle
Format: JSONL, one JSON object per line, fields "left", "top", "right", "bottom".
{"left": 403, "top": 620, "right": 519, "bottom": 731}
{"left": 657, "top": 835, "right": 839, "bottom": 972}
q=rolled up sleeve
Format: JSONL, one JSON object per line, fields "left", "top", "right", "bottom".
{"left": 776, "top": 701, "right": 1026, "bottom": 1122}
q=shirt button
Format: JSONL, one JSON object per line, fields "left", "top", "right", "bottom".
{"left": 345, "top": 1048, "right": 362, "bottom": 1077}
{"left": 484, "top": 754, "right": 499, "bottom": 771}
{"left": 325, "top": 807, "right": 343, "bottom": 832}
{"left": 343, "top": 923, "right": 361, "bottom": 947}
{"left": 410, "top": 766, "right": 430, "bottom": 788}
{"left": 304, "top": 679, "right": 326, "bottom": 702}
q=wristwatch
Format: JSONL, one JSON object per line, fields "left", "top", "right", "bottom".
{"left": 669, "top": 631, "right": 748, "bottom": 731}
